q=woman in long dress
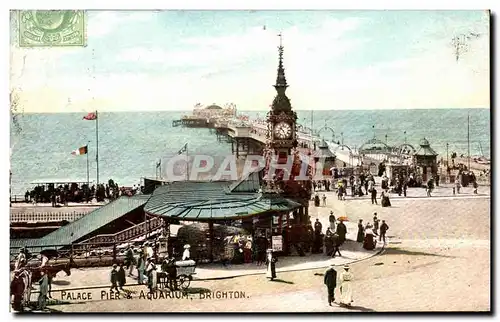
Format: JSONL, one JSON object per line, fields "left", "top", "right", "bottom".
{"left": 265, "top": 249, "right": 277, "bottom": 281}
{"left": 363, "top": 226, "right": 376, "bottom": 250}
{"left": 356, "top": 220, "right": 365, "bottom": 242}
{"left": 339, "top": 265, "right": 354, "bottom": 306}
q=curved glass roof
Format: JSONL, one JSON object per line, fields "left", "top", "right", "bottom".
{"left": 144, "top": 181, "right": 301, "bottom": 221}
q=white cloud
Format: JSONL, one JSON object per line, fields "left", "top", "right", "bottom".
{"left": 12, "top": 14, "right": 489, "bottom": 113}
{"left": 87, "top": 11, "right": 154, "bottom": 37}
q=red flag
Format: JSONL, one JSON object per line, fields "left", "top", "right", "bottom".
{"left": 83, "top": 112, "right": 97, "bottom": 120}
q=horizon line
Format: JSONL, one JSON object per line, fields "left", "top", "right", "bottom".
{"left": 13, "top": 106, "right": 490, "bottom": 114}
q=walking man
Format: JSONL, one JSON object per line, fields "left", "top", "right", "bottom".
{"left": 125, "top": 245, "right": 136, "bottom": 277}
{"left": 373, "top": 212, "right": 379, "bottom": 235}
{"left": 137, "top": 250, "right": 145, "bottom": 284}
{"left": 331, "top": 233, "right": 342, "bottom": 258}
{"left": 38, "top": 268, "right": 49, "bottom": 311}
{"left": 379, "top": 220, "right": 389, "bottom": 244}
{"left": 371, "top": 187, "right": 378, "bottom": 205}
{"left": 324, "top": 264, "right": 337, "bottom": 306}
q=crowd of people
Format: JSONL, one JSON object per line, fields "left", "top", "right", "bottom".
{"left": 23, "top": 179, "right": 144, "bottom": 205}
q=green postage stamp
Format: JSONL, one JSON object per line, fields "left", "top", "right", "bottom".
{"left": 18, "top": 10, "right": 86, "bottom": 47}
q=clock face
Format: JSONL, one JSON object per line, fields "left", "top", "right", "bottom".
{"left": 274, "top": 122, "right": 292, "bottom": 139}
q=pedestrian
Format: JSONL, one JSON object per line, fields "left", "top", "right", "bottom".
{"left": 336, "top": 219, "right": 347, "bottom": 245}
{"left": 110, "top": 264, "right": 119, "bottom": 292}
{"left": 371, "top": 187, "right": 378, "bottom": 205}
{"left": 356, "top": 219, "right": 365, "bottom": 242}
{"left": 324, "top": 264, "right": 338, "bottom": 306}
{"left": 373, "top": 212, "right": 379, "bottom": 235}
{"left": 329, "top": 211, "right": 336, "bottom": 230}
{"left": 166, "top": 258, "right": 177, "bottom": 291}
{"left": 265, "top": 249, "right": 278, "bottom": 281}
{"left": 145, "top": 258, "right": 157, "bottom": 292}
{"left": 331, "top": 233, "right": 342, "bottom": 258}
{"left": 137, "top": 250, "right": 145, "bottom": 284}
{"left": 339, "top": 265, "right": 354, "bottom": 306}
{"left": 38, "top": 268, "right": 49, "bottom": 311}
{"left": 473, "top": 181, "right": 478, "bottom": 194}
{"left": 182, "top": 244, "right": 191, "bottom": 260}
{"left": 363, "top": 225, "right": 376, "bottom": 250}
{"left": 125, "top": 245, "right": 136, "bottom": 277}
{"left": 117, "top": 263, "right": 126, "bottom": 291}
{"left": 379, "top": 220, "right": 389, "bottom": 244}
{"left": 322, "top": 194, "right": 327, "bottom": 206}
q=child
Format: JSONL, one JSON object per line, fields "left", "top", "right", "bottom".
{"left": 110, "top": 264, "right": 119, "bottom": 292}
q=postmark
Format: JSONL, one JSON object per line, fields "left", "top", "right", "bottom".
{"left": 18, "top": 10, "right": 86, "bottom": 47}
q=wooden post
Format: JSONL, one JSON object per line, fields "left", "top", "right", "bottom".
{"left": 208, "top": 221, "right": 214, "bottom": 263}
{"left": 113, "top": 243, "right": 117, "bottom": 264}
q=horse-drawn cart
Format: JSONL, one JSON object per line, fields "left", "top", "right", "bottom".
{"left": 157, "top": 260, "right": 196, "bottom": 290}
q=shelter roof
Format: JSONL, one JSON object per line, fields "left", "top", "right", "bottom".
{"left": 415, "top": 138, "right": 438, "bottom": 156}
{"left": 144, "top": 180, "right": 301, "bottom": 221}
{"left": 11, "top": 195, "right": 151, "bottom": 249}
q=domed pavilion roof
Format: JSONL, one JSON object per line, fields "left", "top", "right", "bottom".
{"left": 205, "top": 104, "right": 223, "bottom": 110}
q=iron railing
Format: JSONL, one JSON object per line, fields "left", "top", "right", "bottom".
{"left": 10, "top": 211, "right": 88, "bottom": 223}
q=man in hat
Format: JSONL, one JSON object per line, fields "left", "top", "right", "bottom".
{"left": 379, "top": 220, "right": 389, "bottom": 244}
{"left": 38, "top": 268, "right": 50, "bottom": 311}
{"left": 324, "top": 263, "right": 338, "bottom": 306}
{"left": 145, "top": 258, "right": 157, "bottom": 292}
{"left": 110, "top": 264, "right": 119, "bottom": 292}
{"left": 373, "top": 213, "right": 379, "bottom": 235}
{"left": 137, "top": 249, "right": 145, "bottom": 285}
{"left": 165, "top": 258, "right": 177, "bottom": 291}
{"left": 145, "top": 242, "right": 154, "bottom": 261}
{"left": 182, "top": 244, "right": 191, "bottom": 261}
{"left": 331, "top": 233, "right": 342, "bottom": 258}
{"left": 125, "top": 245, "right": 136, "bottom": 277}
{"left": 328, "top": 212, "right": 336, "bottom": 230}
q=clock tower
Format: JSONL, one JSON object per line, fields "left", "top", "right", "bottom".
{"left": 267, "top": 34, "right": 298, "bottom": 159}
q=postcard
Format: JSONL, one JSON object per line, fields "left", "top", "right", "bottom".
{"left": 9, "top": 10, "right": 490, "bottom": 313}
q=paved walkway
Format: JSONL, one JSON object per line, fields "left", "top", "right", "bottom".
{"left": 196, "top": 222, "right": 383, "bottom": 280}
{"left": 28, "top": 220, "right": 383, "bottom": 293}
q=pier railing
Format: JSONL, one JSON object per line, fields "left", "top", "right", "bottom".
{"left": 10, "top": 211, "right": 87, "bottom": 223}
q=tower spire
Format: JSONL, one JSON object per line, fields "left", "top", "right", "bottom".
{"left": 274, "top": 33, "right": 288, "bottom": 91}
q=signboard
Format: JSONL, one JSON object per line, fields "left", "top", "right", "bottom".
{"left": 272, "top": 235, "right": 283, "bottom": 252}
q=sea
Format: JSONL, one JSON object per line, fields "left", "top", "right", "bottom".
{"left": 9, "top": 108, "right": 490, "bottom": 195}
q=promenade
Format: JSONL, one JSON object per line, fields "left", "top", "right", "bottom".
{"left": 40, "top": 187, "right": 490, "bottom": 312}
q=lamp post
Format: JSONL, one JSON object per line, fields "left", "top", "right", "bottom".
{"left": 446, "top": 143, "right": 449, "bottom": 167}
{"left": 341, "top": 132, "right": 344, "bottom": 145}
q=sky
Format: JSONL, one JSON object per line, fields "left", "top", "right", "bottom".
{"left": 9, "top": 10, "right": 490, "bottom": 113}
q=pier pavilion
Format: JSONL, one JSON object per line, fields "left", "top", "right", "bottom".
{"left": 414, "top": 138, "right": 438, "bottom": 182}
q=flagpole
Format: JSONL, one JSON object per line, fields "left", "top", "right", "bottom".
{"left": 186, "top": 143, "right": 189, "bottom": 181}
{"left": 87, "top": 141, "right": 90, "bottom": 187}
{"left": 96, "top": 110, "right": 99, "bottom": 185}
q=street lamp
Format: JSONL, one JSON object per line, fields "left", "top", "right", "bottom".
{"left": 341, "top": 132, "right": 344, "bottom": 145}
